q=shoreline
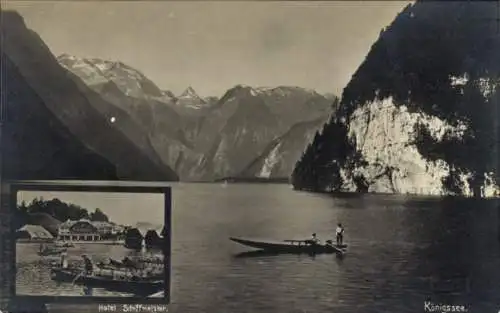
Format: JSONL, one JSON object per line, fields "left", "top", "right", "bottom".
{"left": 17, "top": 240, "right": 125, "bottom": 245}
{"left": 292, "top": 188, "right": 500, "bottom": 201}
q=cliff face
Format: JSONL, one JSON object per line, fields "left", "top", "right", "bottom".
{"left": 293, "top": 1, "right": 500, "bottom": 197}
{"left": 1, "top": 11, "right": 179, "bottom": 181}
{"left": 2, "top": 53, "right": 118, "bottom": 180}
{"left": 241, "top": 116, "right": 330, "bottom": 179}
{"left": 344, "top": 97, "right": 482, "bottom": 195}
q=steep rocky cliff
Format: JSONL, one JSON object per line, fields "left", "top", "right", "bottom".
{"left": 2, "top": 53, "right": 118, "bottom": 180}
{"left": 241, "top": 115, "right": 333, "bottom": 179}
{"left": 2, "top": 11, "right": 178, "bottom": 181}
{"left": 293, "top": 1, "right": 500, "bottom": 197}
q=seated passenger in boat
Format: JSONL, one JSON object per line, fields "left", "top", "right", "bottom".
{"left": 60, "top": 251, "right": 68, "bottom": 268}
{"left": 310, "top": 233, "right": 321, "bottom": 245}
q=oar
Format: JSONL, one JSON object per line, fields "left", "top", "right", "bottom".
{"left": 148, "top": 290, "right": 164, "bottom": 298}
{"left": 71, "top": 270, "right": 84, "bottom": 285}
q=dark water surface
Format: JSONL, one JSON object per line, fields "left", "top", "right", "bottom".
{"left": 48, "top": 183, "right": 499, "bottom": 313}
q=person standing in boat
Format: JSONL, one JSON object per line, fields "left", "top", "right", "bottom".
{"left": 60, "top": 251, "right": 68, "bottom": 268}
{"left": 336, "top": 223, "right": 344, "bottom": 245}
{"left": 82, "top": 254, "right": 93, "bottom": 275}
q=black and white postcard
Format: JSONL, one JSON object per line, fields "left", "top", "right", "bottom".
{"left": 2, "top": 1, "right": 500, "bottom": 313}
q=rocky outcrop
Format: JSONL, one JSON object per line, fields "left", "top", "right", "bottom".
{"left": 293, "top": 1, "right": 500, "bottom": 197}
{"left": 341, "top": 97, "right": 493, "bottom": 196}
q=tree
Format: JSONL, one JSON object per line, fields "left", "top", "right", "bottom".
{"left": 16, "top": 197, "right": 107, "bottom": 222}
{"left": 90, "top": 208, "right": 109, "bottom": 222}
{"left": 292, "top": 118, "right": 360, "bottom": 192}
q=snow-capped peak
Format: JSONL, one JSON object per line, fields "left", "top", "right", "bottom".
{"left": 57, "top": 54, "right": 165, "bottom": 98}
{"left": 175, "top": 87, "right": 208, "bottom": 109}
{"left": 179, "top": 86, "right": 200, "bottom": 99}
{"left": 57, "top": 53, "right": 77, "bottom": 61}
{"left": 230, "top": 84, "right": 259, "bottom": 96}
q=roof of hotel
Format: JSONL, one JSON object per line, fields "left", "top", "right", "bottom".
{"left": 61, "top": 219, "right": 116, "bottom": 227}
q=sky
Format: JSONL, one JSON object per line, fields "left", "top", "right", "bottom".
{"left": 3, "top": 1, "right": 411, "bottom": 98}
{"left": 17, "top": 191, "right": 165, "bottom": 227}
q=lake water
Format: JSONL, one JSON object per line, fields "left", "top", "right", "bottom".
{"left": 46, "top": 183, "right": 500, "bottom": 313}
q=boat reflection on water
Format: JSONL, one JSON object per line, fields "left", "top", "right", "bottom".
{"left": 232, "top": 250, "right": 345, "bottom": 260}
{"left": 233, "top": 250, "right": 285, "bottom": 259}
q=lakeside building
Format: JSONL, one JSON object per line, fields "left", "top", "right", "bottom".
{"left": 57, "top": 219, "right": 125, "bottom": 241}
{"left": 16, "top": 224, "right": 54, "bottom": 242}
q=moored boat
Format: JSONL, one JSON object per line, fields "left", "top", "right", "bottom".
{"left": 229, "top": 237, "right": 347, "bottom": 255}
{"left": 54, "top": 241, "right": 74, "bottom": 248}
{"left": 128, "top": 255, "right": 163, "bottom": 265}
{"left": 103, "top": 256, "right": 163, "bottom": 269}
{"left": 96, "top": 258, "right": 163, "bottom": 279}
{"left": 50, "top": 267, "right": 164, "bottom": 296}
{"left": 37, "top": 247, "right": 67, "bottom": 256}
{"left": 95, "top": 264, "right": 164, "bottom": 280}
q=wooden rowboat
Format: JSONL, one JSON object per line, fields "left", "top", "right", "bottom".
{"left": 50, "top": 267, "right": 164, "bottom": 296}
{"left": 229, "top": 237, "right": 347, "bottom": 255}
{"left": 37, "top": 247, "right": 67, "bottom": 256}
{"left": 54, "top": 241, "right": 75, "bottom": 248}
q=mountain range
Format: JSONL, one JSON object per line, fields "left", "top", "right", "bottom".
{"left": 57, "top": 55, "right": 337, "bottom": 181}
{"left": 2, "top": 10, "right": 337, "bottom": 182}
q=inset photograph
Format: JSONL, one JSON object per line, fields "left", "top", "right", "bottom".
{"left": 14, "top": 190, "right": 168, "bottom": 299}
